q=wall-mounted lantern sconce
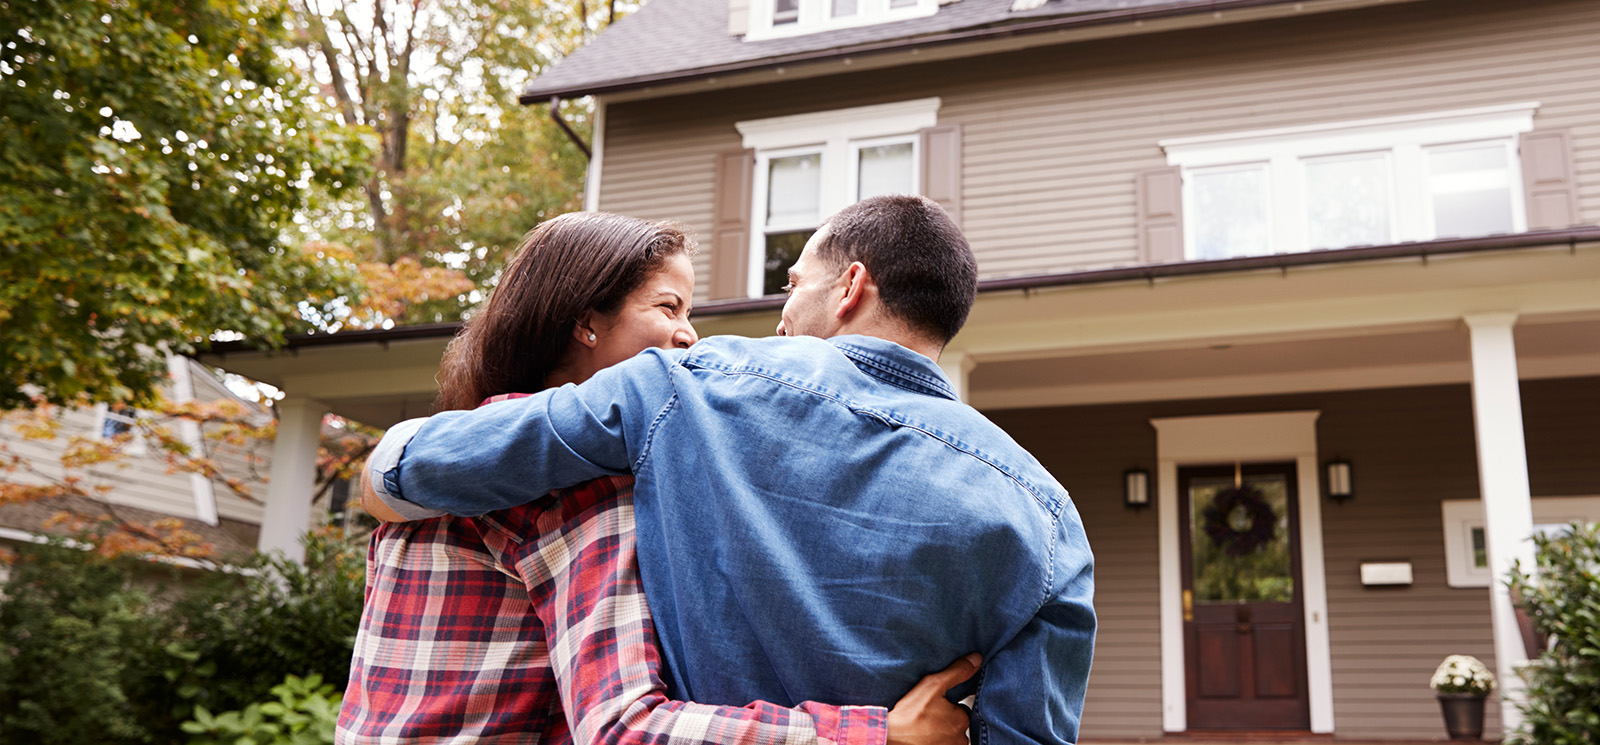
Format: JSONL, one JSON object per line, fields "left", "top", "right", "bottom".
{"left": 1326, "top": 459, "right": 1354, "bottom": 503}
{"left": 1124, "top": 468, "right": 1151, "bottom": 511}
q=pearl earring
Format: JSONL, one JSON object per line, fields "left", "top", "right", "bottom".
{"left": 587, "top": 332, "right": 596, "bottom": 342}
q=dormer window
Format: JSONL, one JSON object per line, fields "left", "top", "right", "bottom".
{"left": 746, "top": 0, "right": 939, "bottom": 41}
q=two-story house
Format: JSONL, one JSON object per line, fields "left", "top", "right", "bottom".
{"left": 201, "top": 0, "right": 1600, "bottom": 738}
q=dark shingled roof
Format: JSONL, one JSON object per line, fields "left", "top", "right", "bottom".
{"left": 520, "top": 0, "right": 1258, "bottom": 101}
{"left": 0, "top": 494, "right": 261, "bottom": 561}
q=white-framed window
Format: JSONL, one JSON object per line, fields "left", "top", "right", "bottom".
{"left": 1161, "top": 102, "right": 1538, "bottom": 261}
{"left": 94, "top": 403, "right": 148, "bottom": 457}
{"left": 1440, "top": 496, "right": 1600, "bottom": 588}
{"left": 747, "top": 0, "right": 938, "bottom": 41}
{"left": 738, "top": 98, "right": 937, "bottom": 296}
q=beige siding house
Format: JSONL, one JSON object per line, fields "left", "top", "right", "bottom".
{"left": 546, "top": 0, "right": 1600, "bottom": 738}
{"left": 199, "top": 0, "right": 1600, "bottom": 739}
{"left": 0, "top": 357, "right": 284, "bottom": 561}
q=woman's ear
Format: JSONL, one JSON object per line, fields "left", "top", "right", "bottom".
{"left": 573, "top": 312, "right": 600, "bottom": 348}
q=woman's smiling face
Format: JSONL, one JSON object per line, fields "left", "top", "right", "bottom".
{"left": 586, "top": 252, "right": 699, "bottom": 371}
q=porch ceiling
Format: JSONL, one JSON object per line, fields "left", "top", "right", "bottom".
{"left": 968, "top": 313, "right": 1600, "bottom": 410}
{"left": 194, "top": 238, "right": 1600, "bottom": 427}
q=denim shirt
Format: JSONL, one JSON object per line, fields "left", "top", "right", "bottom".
{"left": 371, "top": 334, "right": 1096, "bottom": 745}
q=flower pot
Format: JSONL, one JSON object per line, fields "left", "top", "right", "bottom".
{"left": 1438, "top": 693, "right": 1487, "bottom": 740}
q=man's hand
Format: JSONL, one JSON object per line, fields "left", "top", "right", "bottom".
{"left": 359, "top": 456, "right": 407, "bottom": 522}
{"left": 886, "top": 653, "right": 981, "bottom": 745}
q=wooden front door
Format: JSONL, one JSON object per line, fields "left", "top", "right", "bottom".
{"left": 1180, "top": 463, "right": 1311, "bottom": 730}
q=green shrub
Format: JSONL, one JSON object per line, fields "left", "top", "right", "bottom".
{"left": 181, "top": 673, "right": 342, "bottom": 745}
{"left": 167, "top": 530, "right": 366, "bottom": 717}
{"left": 0, "top": 544, "right": 176, "bottom": 744}
{"left": 0, "top": 529, "right": 364, "bottom": 745}
{"left": 1509, "top": 521, "right": 1600, "bottom": 745}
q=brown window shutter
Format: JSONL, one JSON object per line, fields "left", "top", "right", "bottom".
{"left": 728, "top": 0, "right": 751, "bottom": 35}
{"left": 709, "top": 149, "right": 756, "bottom": 300}
{"left": 920, "top": 124, "right": 963, "bottom": 227}
{"left": 1520, "top": 130, "right": 1578, "bottom": 230}
{"left": 1136, "top": 166, "right": 1184, "bottom": 263}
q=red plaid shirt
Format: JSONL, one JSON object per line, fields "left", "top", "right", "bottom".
{"left": 339, "top": 397, "right": 887, "bottom": 745}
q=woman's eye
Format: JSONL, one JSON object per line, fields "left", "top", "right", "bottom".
{"left": 781, "top": 283, "right": 795, "bottom": 294}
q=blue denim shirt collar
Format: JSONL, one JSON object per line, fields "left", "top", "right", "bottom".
{"left": 827, "top": 334, "right": 959, "bottom": 402}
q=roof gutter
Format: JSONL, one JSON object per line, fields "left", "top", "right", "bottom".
{"left": 548, "top": 95, "right": 592, "bottom": 159}
{"left": 519, "top": 0, "right": 1369, "bottom": 103}
{"left": 196, "top": 226, "right": 1600, "bottom": 356}
{"left": 692, "top": 226, "right": 1600, "bottom": 314}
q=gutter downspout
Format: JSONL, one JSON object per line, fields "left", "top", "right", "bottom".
{"left": 550, "top": 96, "right": 592, "bottom": 159}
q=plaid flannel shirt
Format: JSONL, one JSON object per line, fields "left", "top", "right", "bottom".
{"left": 338, "top": 397, "right": 887, "bottom": 745}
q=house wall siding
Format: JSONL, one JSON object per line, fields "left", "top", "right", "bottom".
{"left": 985, "top": 376, "right": 1600, "bottom": 739}
{"left": 599, "top": 0, "right": 1600, "bottom": 294}
{"left": 0, "top": 377, "right": 274, "bottom": 530}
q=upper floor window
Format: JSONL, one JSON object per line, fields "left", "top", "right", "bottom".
{"left": 737, "top": 98, "right": 939, "bottom": 296}
{"left": 95, "top": 402, "right": 148, "bottom": 456}
{"left": 747, "top": 0, "right": 939, "bottom": 41}
{"left": 1160, "top": 103, "right": 1538, "bottom": 261}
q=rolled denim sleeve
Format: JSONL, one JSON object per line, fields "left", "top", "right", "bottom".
{"left": 973, "top": 509, "right": 1096, "bottom": 745}
{"left": 379, "top": 348, "right": 683, "bottom": 517}
{"left": 366, "top": 417, "right": 441, "bottom": 520}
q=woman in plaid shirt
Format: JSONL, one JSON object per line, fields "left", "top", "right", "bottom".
{"left": 338, "top": 212, "right": 976, "bottom": 745}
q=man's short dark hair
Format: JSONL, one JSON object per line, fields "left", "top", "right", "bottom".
{"left": 816, "top": 195, "right": 978, "bottom": 344}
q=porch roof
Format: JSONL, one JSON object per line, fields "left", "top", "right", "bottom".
{"left": 193, "top": 226, "right": 1600, "bottom": 429}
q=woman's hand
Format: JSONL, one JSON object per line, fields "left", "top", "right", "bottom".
{"left": 887, "top": 653, "right": 981, "bottom": 745}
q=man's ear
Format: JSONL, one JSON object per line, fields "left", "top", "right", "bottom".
{"left": 573, "top": 312, "right": 599, "bottom": 348}
{"left": 834, "top": 261, "right": 870, "bottom": 320}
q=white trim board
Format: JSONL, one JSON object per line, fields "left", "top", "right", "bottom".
{"left": 1441, "top": 495, "right": 1600, "bottom": 588}
{"left": 1149, "top": 411, "right": 1335, "bottom": 734}
{"left": 585, "top": 97, "right": 606, "bottom": 213}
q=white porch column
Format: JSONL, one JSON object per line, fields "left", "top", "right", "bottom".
{"left": 938, "top": 351, "right": 976, "bottom": 402}
{"left": 1464, "top": 313, "right": 1535, "bottom": 734}
{"left": 259, "top": 395, "right": 325, "bottom": 563}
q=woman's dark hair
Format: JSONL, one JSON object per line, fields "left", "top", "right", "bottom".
{"left": 435, "top": 212, "right": 693, "bottom": 411}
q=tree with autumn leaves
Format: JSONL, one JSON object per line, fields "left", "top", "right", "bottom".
{"left": 1, "top": 0, "right": 631, "bottom": 561}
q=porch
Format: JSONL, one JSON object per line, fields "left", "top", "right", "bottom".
{"left": 196, "top": 232, "right": 1600, "bottom": 740}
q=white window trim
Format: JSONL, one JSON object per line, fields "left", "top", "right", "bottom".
{"left": 738, "top": 98, "right": 939, "bottom": 297}
{"left": 745, "top": 0, "right": 938, "bottom": 41}
{"left": 93, "top": 403, "right": 148, "bottom": 457}
{"left": 1441, "top": 495, "right": 1600, "bottom": 588}
{"left": 1161, "top": 102, "right": 1539, "bottom": 258}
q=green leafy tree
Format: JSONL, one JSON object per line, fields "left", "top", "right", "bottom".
{"left": 1509, "top": 522, "right": 1600, "bottom": 745}
{"left": 289, "top": 0, "right": 632, "bottom": 326}
{"left": 0, "top": 0, "right": 374, "bottom": 411}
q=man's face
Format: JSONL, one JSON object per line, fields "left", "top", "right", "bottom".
{"left": 776, "top": 225, "right": 844, "bottom": 338}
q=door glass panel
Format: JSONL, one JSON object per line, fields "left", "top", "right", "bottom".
{"left": 1304, "top": 151, "right": 1392, "bottom": 250}
{"left": 1191, "top": 164, "right": 1270, "bottom": 259}
{"left": 1189, "top": 474, "right": 1293, "bottom": 604}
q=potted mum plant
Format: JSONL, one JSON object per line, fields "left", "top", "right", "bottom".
{"left": 1431, "top": 655, "right": 1496, "bottom": 740}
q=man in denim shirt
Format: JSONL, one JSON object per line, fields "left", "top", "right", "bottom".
{"left": 366, "top": 196, "right": 1095, "bottom": 745}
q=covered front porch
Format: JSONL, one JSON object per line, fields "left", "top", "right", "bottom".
{"left": 198, "top": 231, "right": 1600, "bottom": 739}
